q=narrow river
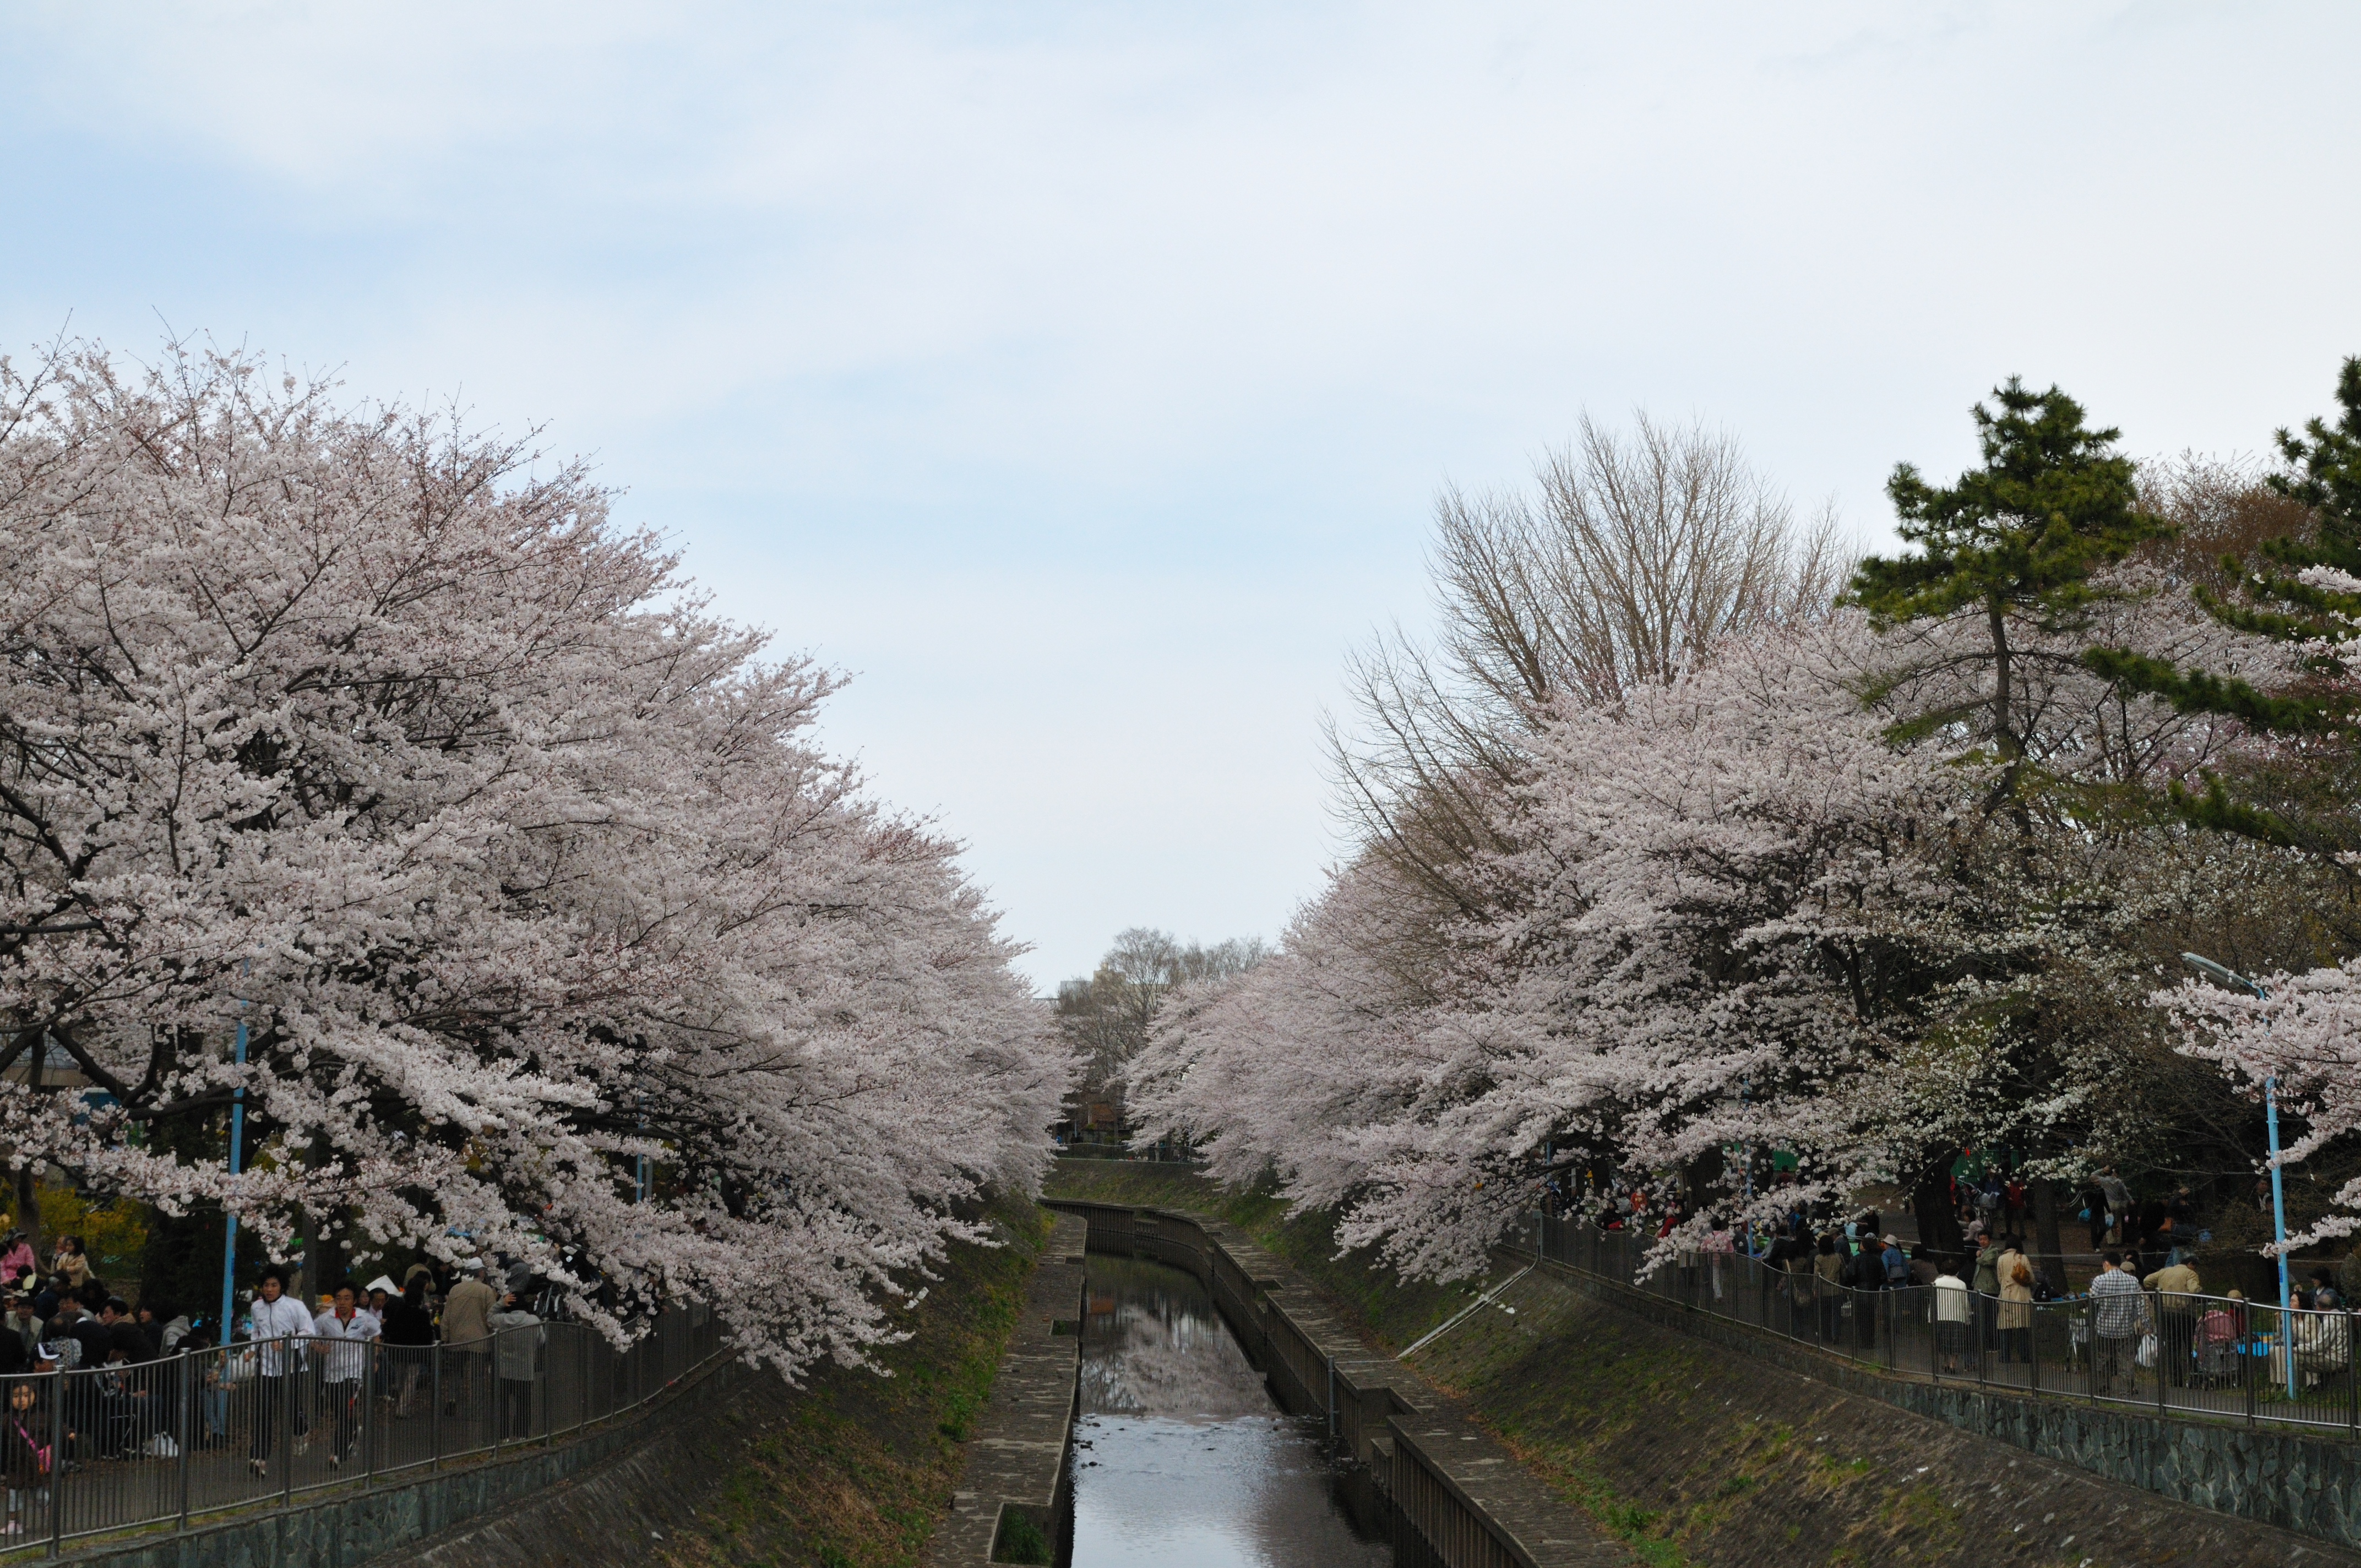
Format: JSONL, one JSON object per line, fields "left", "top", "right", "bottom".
{"left": 1069, "top": 1253, "right": 1394, "bottom": 1567}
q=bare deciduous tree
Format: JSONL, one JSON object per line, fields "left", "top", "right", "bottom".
{"left": 1329, "top": 414, "right": 1852, "bottom": 911}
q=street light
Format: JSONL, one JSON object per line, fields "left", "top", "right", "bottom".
{"left": 2182, "top": 951, "right": 2293, "bottom": 1400}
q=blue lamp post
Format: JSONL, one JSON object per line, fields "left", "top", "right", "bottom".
{"left": 2182, "top": 952, "right": 2292, "bottom": 1400}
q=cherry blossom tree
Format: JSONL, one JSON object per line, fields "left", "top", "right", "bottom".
{"left": 1134, "top": 571, "right": 2292, "bottom": 1282}
{"left": 0, "top": 340, "right": 1068, "bottom": 1374}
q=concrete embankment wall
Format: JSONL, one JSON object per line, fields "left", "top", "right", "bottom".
{"left": 1045, "top": 1198, "right": 1622, "bottom": 1568}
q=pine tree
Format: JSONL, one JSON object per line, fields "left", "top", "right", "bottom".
{"left": 2083, "top": 356, "right": 2361, "bottom": 856}
{"left": 1845, "top": 377, "right": 2171, "bottom": 797}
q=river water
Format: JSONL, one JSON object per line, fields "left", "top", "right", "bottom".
{"left": 1069, "top": 1253, "right": 1394, "bottom": 1567}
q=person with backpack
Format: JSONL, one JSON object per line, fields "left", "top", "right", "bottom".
{"left": 1880, "top": 1234, "right": 1911, "bottom": 1289}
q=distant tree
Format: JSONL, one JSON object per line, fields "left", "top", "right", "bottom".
{"left": 1057, "top": 929, "right": 1266, "bottom": 1126}
{"left": 1332, "top": 413, "right": 1849, "bottom": 914}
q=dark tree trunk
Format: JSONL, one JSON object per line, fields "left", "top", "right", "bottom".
{"left": 1911, "top": 1150, "right": 1966, "bottom": 1265}
{"left": 2031, "top": 1177, "right": 2065, "bottom": 1283}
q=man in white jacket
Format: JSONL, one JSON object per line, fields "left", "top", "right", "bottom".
{"left": 312, "top": 1283, "right": 382, "bottom": 1469}
{"left": 246, "top": 1267, "right": 314, "bottom": 1478}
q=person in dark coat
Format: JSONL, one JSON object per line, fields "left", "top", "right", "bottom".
{"left": 1, "top": 1378, "right": 50, "bottom": 1537}
{"left": 379, "top": 1277, "right": 436, "bottom": 1419}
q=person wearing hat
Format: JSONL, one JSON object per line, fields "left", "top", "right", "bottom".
{"left": 438, "top": 1260, "right": 498, "bottom": 1425}
{"left": 1879, "top": 1234, "right": 1910, "bottom": 1289}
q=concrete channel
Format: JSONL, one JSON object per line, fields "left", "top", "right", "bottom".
{"left": 1042, "top": 1199, "right": 1617, "bottom": 1568}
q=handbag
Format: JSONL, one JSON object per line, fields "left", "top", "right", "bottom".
{"left": 2136, "top": 1332, "right": 2158, "bottom": 1368}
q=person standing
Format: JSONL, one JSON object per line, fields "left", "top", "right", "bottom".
{"left": 2079, "top": 1180, "right": 2109, "bottom": 1253}
{"left": 247, "top": 1267, "right": 314, "bottom": 1478}
{"left": 486, "top": 1289, "right": 544, "bottom": 1440}
{"left": 1932, "top": 1260, "right": 1972, "bottom": 1374}
{"left": 379, "top": 1276, "right": 436, "bottom": 1419}
{"left": 439, "top": 1260, "right": 498, "bottom": 1424}
{"left": 2087, "top": 1251, "right": 2150, "bottom": 1398}
{"left": 2142, "top": 1256, "right": 2201, "bottom": 1388}
{"left": 1996, "top": 1238, "right": 2034, "bottom": 1366}
{"left": 1971, "top": 1228, "right": 2003, "bottom": 1359}
{"left": 0, "top": 1379, "right": 48, "bottom": 1538}
{"left": 2097, "top": 1168, "right": 2134, "bottom": 1246}
{"left": 2, "top": 1296, "right": 36, "bottom": 1366}
{"left": 1813, "top": 1235, "right": 1844, "bottom": 1344}
{"left": 1702, "top": 1219, "right": 1734, "bottom": 1302}
{"left": 311, "top": 1283, "right": 380, "bottom": 1469}
{"left": 47, "top": 1240, "right": 89, "bottom": 1295}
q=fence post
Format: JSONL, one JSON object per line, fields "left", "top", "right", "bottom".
{"left": 432, "top": 1349, "right": 443, "bottom": 1466}
{"left": 2243, "top": 1305, "right": 2256, "bottom": 1426}
{"left": 48, "top": 1366, "right": 65, "bottom": 1558}
{"left": 2347, "top": 1310, "right": 2357, "bottom": 1438}
{"left": 280, "top": 1350, "right": 296, "bottom": 1507}
{"left": 2029, "top": 1302, "right": 2040, "bottom": 1394}
{"left": 178, "top": 1351, "right": 193, "bottom": 1530}
{"left": 365, "top": 1343, "right": 378, "bottom": 1484}
{"left": 2154, "top": 1291, "right": 2167, "bottom": 1417}
{"left": 2087, "top": 1302, "right": 2099, "bottom": 1407}
{"left": 492, "top": 1328, "right": 505, "bottom": 1466}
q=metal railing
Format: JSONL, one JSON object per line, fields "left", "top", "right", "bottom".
{"left": 0, "top": 1304, "right": 722, "bottom": 1558}
{"left": 1528, "top": 1213, "right": 2361, "bottom": 1436}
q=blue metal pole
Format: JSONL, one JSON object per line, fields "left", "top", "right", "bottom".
{"left": 2267, "top": 1071, "right": 2294, "bottom": 1400}
{"left": 219, "top": 1010, "right": 247, "bottom": 1341}
{"left": 2182, "top": 954, "right": 2294, "bottom": 1401}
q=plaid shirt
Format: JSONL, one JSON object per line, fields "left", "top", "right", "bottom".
{"left": 2088, "top": 1267, "right": 2148, "bottom": 1338}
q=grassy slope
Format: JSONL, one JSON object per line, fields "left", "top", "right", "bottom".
{"left": 659, "top": 1196, "right": 1052, "bottom": 1568}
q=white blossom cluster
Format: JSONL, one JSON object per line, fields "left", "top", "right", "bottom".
{"left": 0, "top": 344, "right": 1070, "bottom": 1374}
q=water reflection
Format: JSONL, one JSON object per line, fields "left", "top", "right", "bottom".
{"left": 1071, "top": 1254, "right": 1392, "bottom": 1568}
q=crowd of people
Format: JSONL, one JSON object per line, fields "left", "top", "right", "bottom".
{"left": 0, "top": 1228, "right": 562, "bottom": 1537}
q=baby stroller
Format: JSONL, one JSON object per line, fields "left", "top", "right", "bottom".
{"left": 2195, "top": 1308, "right": 2242, "bottom": 1389}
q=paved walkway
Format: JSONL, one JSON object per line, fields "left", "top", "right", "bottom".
{"left": 927, "top": 1213, "right": 1087, "bottom": 1568}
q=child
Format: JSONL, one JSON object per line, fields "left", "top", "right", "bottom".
{"left": 1, "top": 1379, "right": 50, "bottom": 1537}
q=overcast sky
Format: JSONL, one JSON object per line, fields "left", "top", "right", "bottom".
{"left": 5, "top": 3, "right": 2356, "bottom": 988}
